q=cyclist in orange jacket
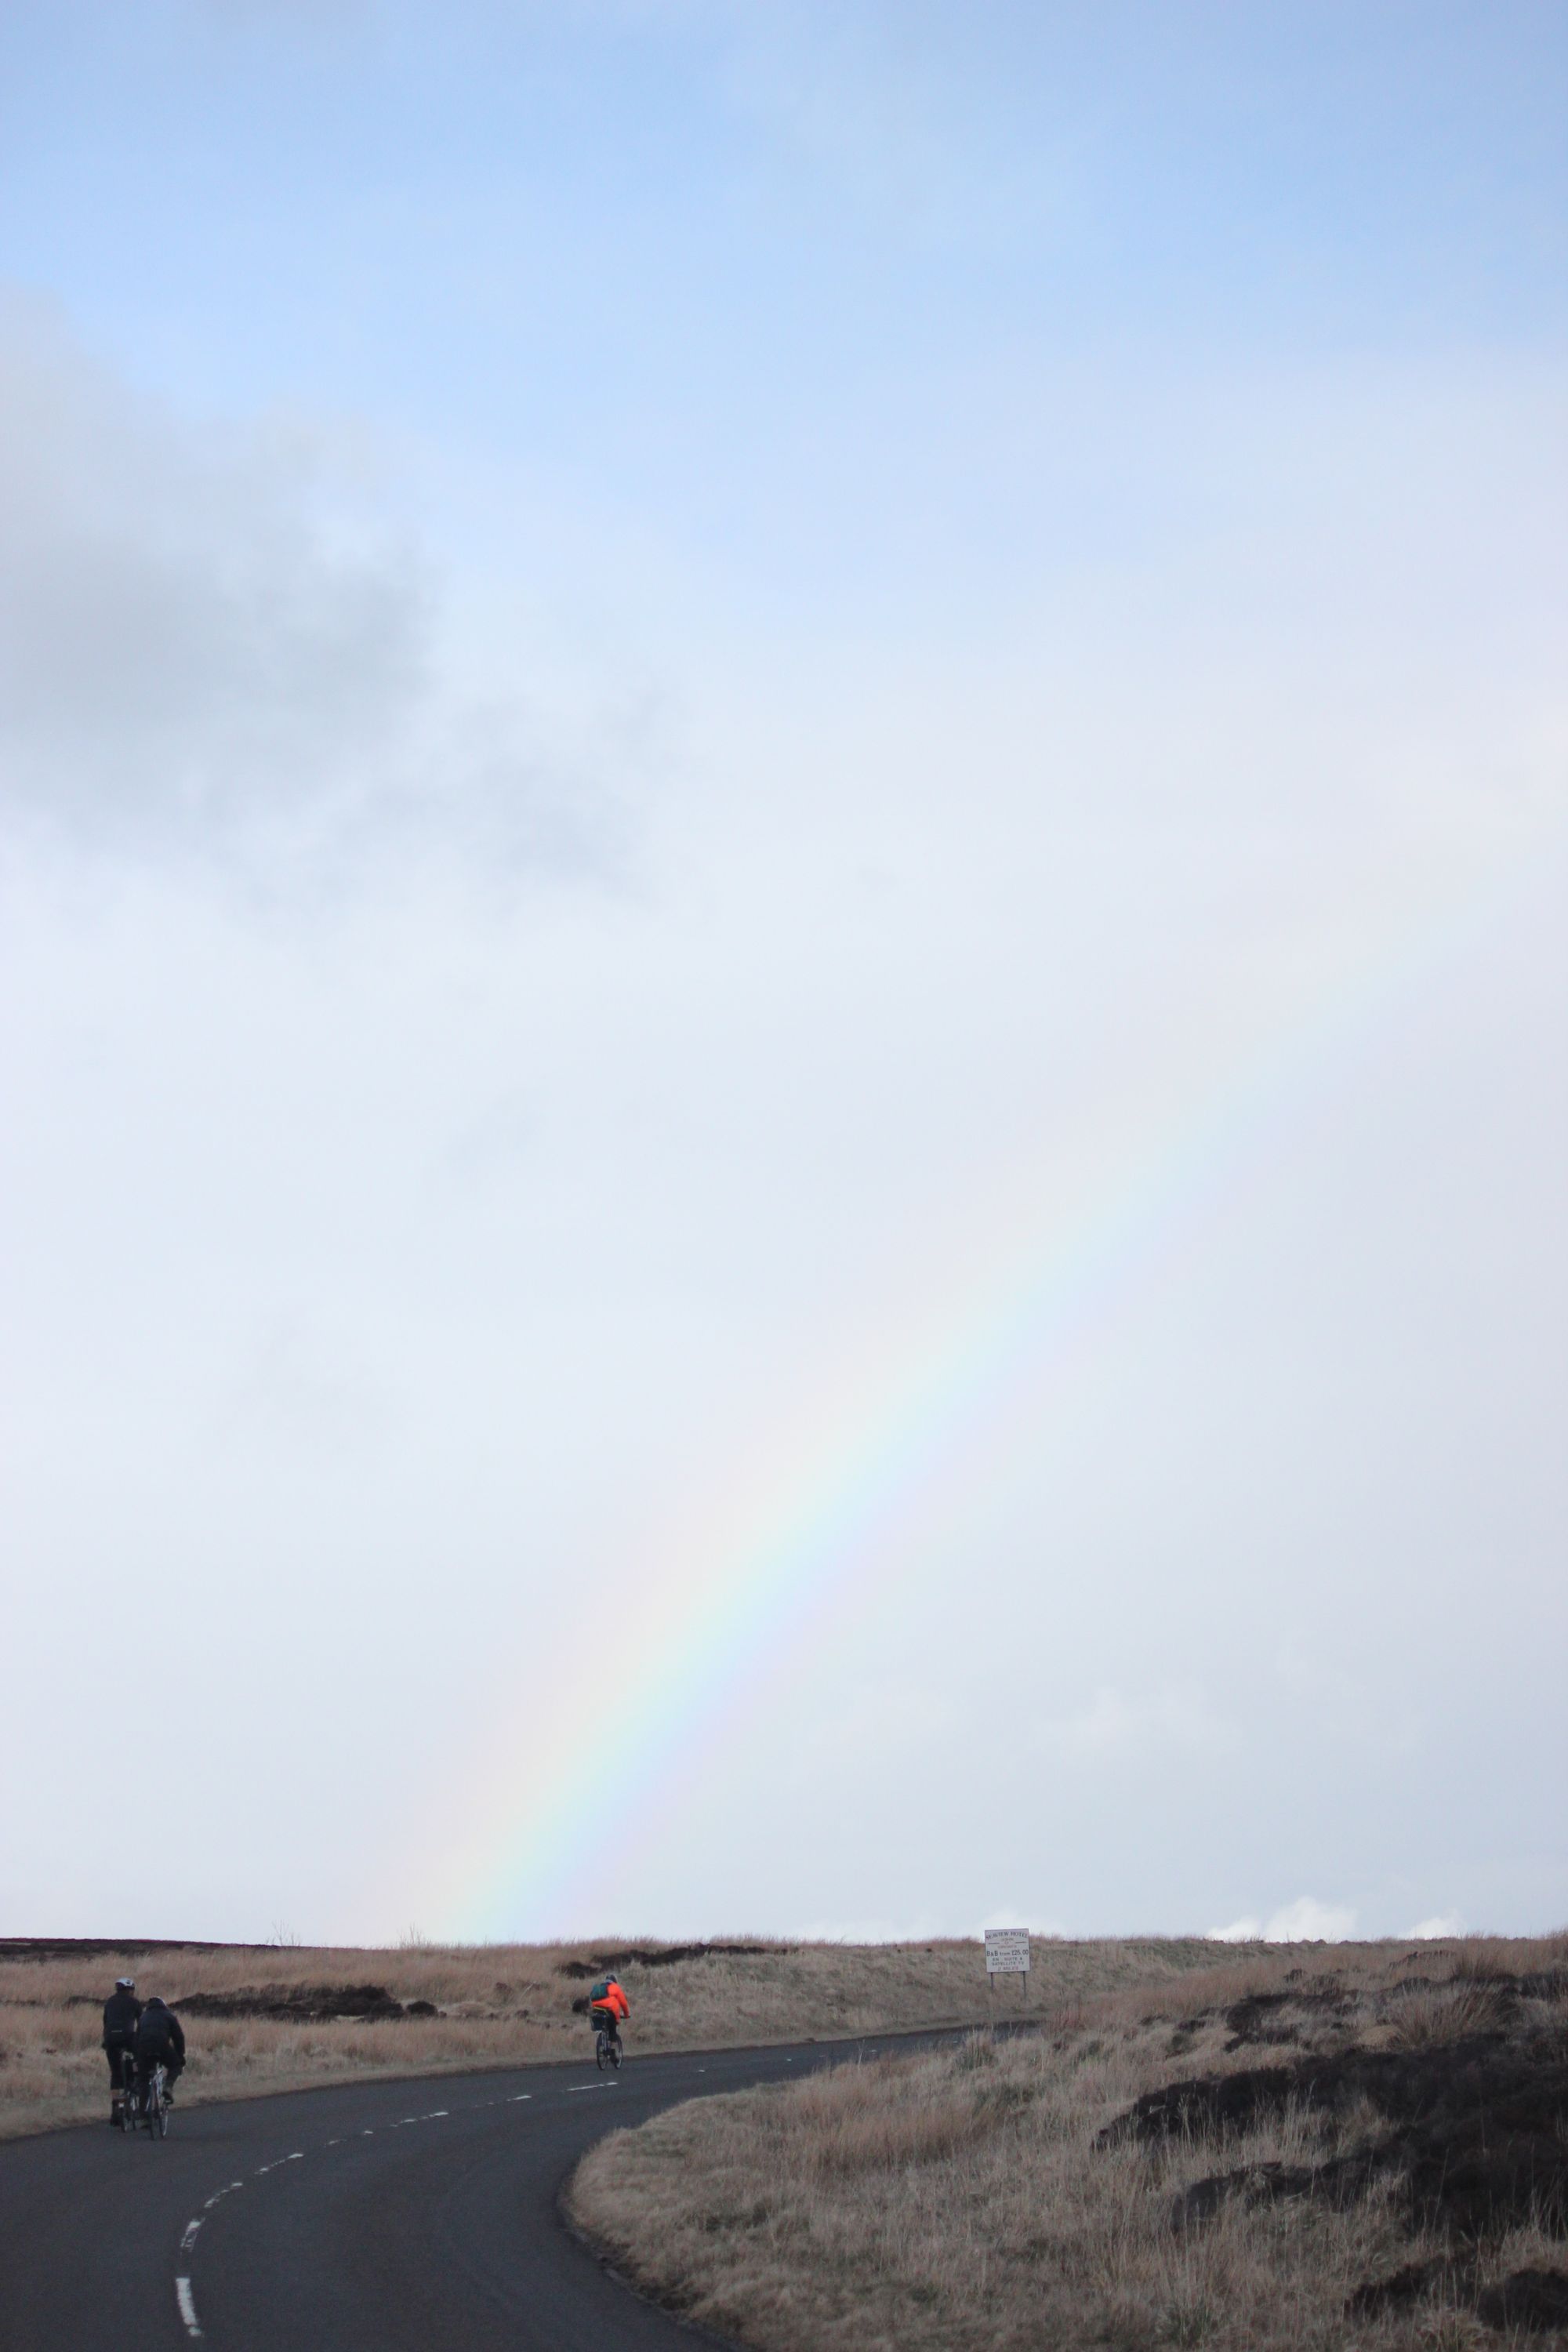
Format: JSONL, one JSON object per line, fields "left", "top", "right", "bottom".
{"left": 587, "top": 1973, "right": 630, "bottom": 2054}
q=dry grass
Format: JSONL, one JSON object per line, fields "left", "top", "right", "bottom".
{"left": 0, "top": 1930, "right": 1221, "bottom": 2141}
{"left": 569, "top": 1935, "right": 1568, "bottom": 2352}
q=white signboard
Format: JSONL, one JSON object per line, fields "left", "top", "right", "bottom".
{"left": 984, "top": 1928, "right": 1031, "bottom": 1976}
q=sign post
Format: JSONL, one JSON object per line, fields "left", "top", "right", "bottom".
{"left": 983, "top": 1928, "right": 1030, "bottom": 2038}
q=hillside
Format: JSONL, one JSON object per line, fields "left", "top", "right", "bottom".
{"left": 0, "top": 1932, "right": 1219, "bottom": 2139}
{"left": 569, "top": 1934, "right": 1568, "bottom": 2350}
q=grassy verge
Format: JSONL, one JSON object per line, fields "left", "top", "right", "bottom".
{"left": 568, "top": 1935, "right": 1568, "bottom": 2351}
{"left": 0, "top": 1932, "right": 1220, "bottom": 2140}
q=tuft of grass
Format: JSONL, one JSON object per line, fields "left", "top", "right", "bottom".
{"left": 792, "top": 2060, "right": 989, "bottom": 2173}
{"left": 1158, "top": 2295, "right": 1220, "bottom": 2346}
{"left": 1383, "top": 1980, "right": 1510, "bottom": 2046}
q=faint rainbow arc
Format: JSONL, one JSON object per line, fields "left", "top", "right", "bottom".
{"left": 434, "top": 836, "right": 1557, "bottom": 1940}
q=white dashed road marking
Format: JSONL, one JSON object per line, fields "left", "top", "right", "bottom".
{"left": 161, "top": 2056, "right": 855, "bottom": 2352}
{"left": 171, "top": 2074, "right": 586, "bottom": 2338}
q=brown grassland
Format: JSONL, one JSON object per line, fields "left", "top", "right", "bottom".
{"left": 0, "top": 1931, "right": 1218, "bottom": 2140}
{"left": 569, "top": 1935, "right": 1568, "bottom": 2351}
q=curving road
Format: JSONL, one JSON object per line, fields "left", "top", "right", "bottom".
{"left": 0, "top": 2038, "right": 891, "bottom": 2351}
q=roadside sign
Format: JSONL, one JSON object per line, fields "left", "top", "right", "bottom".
{"left": 984, "top": 1928, "right": 1030, "bottom": 1976}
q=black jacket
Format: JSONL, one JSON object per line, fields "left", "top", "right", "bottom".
{"left": 102, "top": 1988, "right": 143, "bottom": 2049}
{"left": 133, "top": 2003, "right": 185, "bottom": 2063}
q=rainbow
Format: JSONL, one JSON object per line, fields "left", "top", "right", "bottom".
{"left": 425, "top": 837, "right": 1553, "bottom": 1941}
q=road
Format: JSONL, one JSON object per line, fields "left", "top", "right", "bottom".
{"left": 0, "top": 2038, "right": 875, "bottom": 2351}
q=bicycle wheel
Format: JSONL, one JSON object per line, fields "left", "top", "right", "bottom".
{"left": 595, "top": 2031, "right": 606, "bottom": 2071}
{"left": 608, "top": 2035, "right": 622, "bottom": 2070}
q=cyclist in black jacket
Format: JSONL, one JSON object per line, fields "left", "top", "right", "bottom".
{"left": 102, "top": 1978, "right": 143, "bottom": 2128}
{"left": 132, "top": 1996, "right": 187, "bottom": 2103}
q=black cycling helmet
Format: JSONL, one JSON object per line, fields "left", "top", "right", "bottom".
{"left": 144, "top": 1994, "right": 167, "bottom": 2009}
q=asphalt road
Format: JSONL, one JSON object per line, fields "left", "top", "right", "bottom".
{"left": 0, "top": 2038, "right": 875, "bottom": 2352}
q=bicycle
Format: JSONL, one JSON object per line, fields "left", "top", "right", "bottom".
{"left": 130, "top": 2060, "right": 169, "bottom": 2140}
{"left": 593, "top": 2020, "right": 622, "bottom": 2071}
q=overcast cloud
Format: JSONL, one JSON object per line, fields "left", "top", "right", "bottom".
{"left": 1, "top": 1, "right": 1564, "bottom": 1945}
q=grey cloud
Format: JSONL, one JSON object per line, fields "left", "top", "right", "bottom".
{"left": 0, "top": 296, "right": 627, "bottom": 875}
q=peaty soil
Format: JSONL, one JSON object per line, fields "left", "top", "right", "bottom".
{"left": 172, "top": 1983, "right": 440, "bottom": 2023}
{"left": 1105, "top": 1963, "right": 1568, "bottom": 2330}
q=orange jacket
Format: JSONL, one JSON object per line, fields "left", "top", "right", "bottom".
{"left": 593, "top": 1982, "right": 630, "bottom": 2020}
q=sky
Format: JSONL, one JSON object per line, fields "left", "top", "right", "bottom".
{"left": 2, "top": 1, "right": 1564, "bottom": 1948}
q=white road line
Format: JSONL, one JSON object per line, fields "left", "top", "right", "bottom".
{"left": 179, "top": 2147, "right": 314, "bottom": 2339}
{"left": 565, "top": 2082, "right": 616, "bottom": 2092}
{"left": 172, "top": 2079, "right": 562, "bottom": 2341}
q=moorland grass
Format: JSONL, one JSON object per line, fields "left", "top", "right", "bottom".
{"left": 0, "top": 1931, "right": 1219, "bottom": 2139}
{"left": 569, "top": 1935, "right": 1568, "bottom": 2352}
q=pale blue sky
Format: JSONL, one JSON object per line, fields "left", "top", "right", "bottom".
{"left": 2, "top": 4, "right": 1564, "bottom": 1944}
{"left": 5, "top": 3, "right": 1563, "bottom": 593}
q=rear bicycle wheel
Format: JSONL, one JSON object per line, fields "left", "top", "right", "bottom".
{"left": 594, "top": 2031, "right": 606, "bottom": 2071}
